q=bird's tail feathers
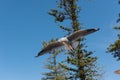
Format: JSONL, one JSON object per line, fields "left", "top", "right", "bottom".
{"left": 72, "top": 41, "right": 79, "bottom": 49}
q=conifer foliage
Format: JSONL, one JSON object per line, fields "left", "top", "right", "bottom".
{"left": 107, "top": 1, "right": 120, "bottom": 61}
{"left": 48, "top": 0, "right": 99, "bottom": 80}
{"left": 41, "top": 0, "right": 100, "bottom": 80}
{"left": 41, "top": 39, "right": 67, "bottom": 80}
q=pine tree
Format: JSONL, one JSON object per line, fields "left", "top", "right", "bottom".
{"left": 41, "top": 39, "right": 67, "bottom": 80}
{"left": 48, "top": 0, "right": 99, "bottom": 80}
{"left": 107, "top": 1, "right": 120, "bottom": 61}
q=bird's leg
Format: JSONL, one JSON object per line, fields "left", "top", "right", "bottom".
{"left": 68, "top": 44, "right": 74, "bottom": 51}
{"left": 62, "top": 41, "right": 74, "bottom": 51}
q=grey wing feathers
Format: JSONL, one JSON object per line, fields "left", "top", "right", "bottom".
{"left": 35, "top": 41, "right": 64, "bottom": 57}
{"left": 67, "top": 28, "right": 99, "bottom": 42}
{"left": 67, "top": 30, "right": 87, "bottom": 42}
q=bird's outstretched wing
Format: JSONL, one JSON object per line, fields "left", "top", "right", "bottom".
{"left": 67, "top": 28, "right": 99, "bottom": 42}
{"left": 35, "top": 41, "right": 64, "bottom": 57}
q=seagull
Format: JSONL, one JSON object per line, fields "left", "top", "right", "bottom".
{"left": 35, "top": 28, "right": 99, "bottom": 57}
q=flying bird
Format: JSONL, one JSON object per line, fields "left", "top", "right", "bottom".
{"left": 35, "top": 28, "right": 99, "bottom": 57}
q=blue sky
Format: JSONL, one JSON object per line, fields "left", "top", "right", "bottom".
{"left": 0, "top": 0, "right": 120, "bottom": 80}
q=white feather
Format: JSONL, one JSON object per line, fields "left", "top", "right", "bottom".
{"left": 58, "top": 37, "right": 68, "bottom": 42}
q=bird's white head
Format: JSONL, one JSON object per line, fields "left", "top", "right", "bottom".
{"left": 58, "top": 37, "right": 68, "bottom": 42}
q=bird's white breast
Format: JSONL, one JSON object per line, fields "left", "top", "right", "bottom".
{"left": 58, "top": 37, "right": 69, "bottom": 42}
